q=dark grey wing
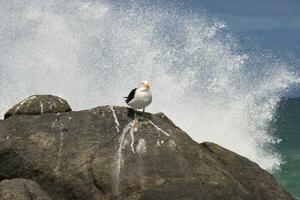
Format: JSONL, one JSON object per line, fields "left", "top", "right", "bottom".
{"left": 125, "top": 88, "right": 137, "bottom": 104}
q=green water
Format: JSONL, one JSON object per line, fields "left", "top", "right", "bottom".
{"left": 273, "top": 98, "right": 300, "bottom": 199}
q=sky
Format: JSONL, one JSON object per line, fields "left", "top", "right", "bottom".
{"left": 185, "top": 0, "right": 300, "bottom": 53}
{"left": 190, "top": 0, "right": 300, "bottom": 30}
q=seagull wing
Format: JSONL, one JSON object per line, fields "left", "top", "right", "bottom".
{"left": 125, "top": 88, "right": 137, "bottom": 104}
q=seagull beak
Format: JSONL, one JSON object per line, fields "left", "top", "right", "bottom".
{"left": 144, "top": 83, "right": 150, "bottom": 89}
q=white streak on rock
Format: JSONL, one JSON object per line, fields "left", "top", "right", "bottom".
{"left": 169, "top": 139, "right": 176, "bottom": 150}
{"left": 54, "top": 131, "right": 64, "bottom": 174}
{"left": 51, "top": 113, "right": 61, "bottom": 127}
{"left": 6, "top": 136, "right": 9, "bottom": 140}
{"left": 58, "top": 98, "right": 64, "bottom": 103}
{"left": 156, "top": 141, "right": 161, "bottom": 146}
{"left": 114, "top": 121, "right": 132, "bottom": 195}
{"left": 129, "top": 126, "right": 135, "bottom": 154}
{"left": 59, "top": 132, "right": 64, "bottom": 155}
{"left": 110, "top": 106, "right": 120, "bottom": 132}
{"left": 14, "top": 99, "right": 26, "bottom": 113}
{"left": 26, "top": 96, "right": 37, "bottom": 105}
{"left": 136, "top": 138, "right": 147, "bottom": 154}
{"left": 48, "top": 102, "right": 53, "bottom": 111}
{"left": 53, "top": 166, "right": 59, "bottom": 173}
{"left": 147, "top": 120, "right": 170, "bottom": 136}
{"left": 40, "top": 102, "right": 44, "bottom": 114}
{"left": 14, "top": 96, "right": 38, "bottom": 113}
{"left": 123, "top": 138, "right": 130, "bottom": 146}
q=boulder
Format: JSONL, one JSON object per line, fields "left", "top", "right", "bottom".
{"left": 0, "top": 178, "right": 52, "bottom": 200}
{"left": 4, "top": 95, "right": 71, "bottom": 119}
{"left": 0, "top": 105, "right": 294, "bottom": 200}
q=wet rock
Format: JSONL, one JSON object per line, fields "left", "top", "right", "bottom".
{"left": 0, "top": 178, "right": 52, "bottom": 200}
{"left": 4, "top": 95, "right": 71, "bottom": 119}
{"left": 0, "top": 105, "right": 295, "bottom": 200}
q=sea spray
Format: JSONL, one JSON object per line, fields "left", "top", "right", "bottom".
{"left": 0, "top": 0, "right": 299, "bottom": 171}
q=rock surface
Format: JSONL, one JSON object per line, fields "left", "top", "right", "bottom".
{"left": 0, "top": 178, "right": 52, "bottom": 200}
{"left": 4, "top": 95, "right": 71, "bottom": 119}
{"left": 0, "top": 96, "right": 294, "bottom": 200}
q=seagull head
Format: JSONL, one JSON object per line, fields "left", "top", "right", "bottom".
{"left": 141, "top": 80, "right": 150, "bottom": 90}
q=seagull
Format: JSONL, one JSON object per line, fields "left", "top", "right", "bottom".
{"left": 124, "top": 80, "right": 152, "bottom": 118}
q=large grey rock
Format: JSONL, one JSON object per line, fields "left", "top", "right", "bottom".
{"left": 0, "top": 105, "right": 294, "bottom": 200}
{"left": 0, "top": 178, "right": 52, "bottom": 200}
{"left": 4, "top": 95, "right": 71, "bottom": 119}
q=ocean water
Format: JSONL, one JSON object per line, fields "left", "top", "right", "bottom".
{"left": 0, "top": 0, "right": 299, "bottom": 197}
{"left": 273, "top": 98, "right": 300, "bottom": 199}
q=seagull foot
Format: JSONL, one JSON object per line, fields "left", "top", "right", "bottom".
{"left": 132, "top": 119, "right": 139, "bottom": 129}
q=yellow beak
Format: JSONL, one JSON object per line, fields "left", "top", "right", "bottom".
{"left": 144, "top": 83, "right": 150, "bottom": 89}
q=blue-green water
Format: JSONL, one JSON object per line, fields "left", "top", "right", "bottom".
{"left": 274, "top": 98, "right": 300, "bottom": 199}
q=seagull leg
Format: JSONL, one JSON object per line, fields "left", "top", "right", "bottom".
{"left": 134, "top": 109, "right": 136, "bottom": 119}
{"left": 143, "top": 108, "right": 145, "bottom": 119}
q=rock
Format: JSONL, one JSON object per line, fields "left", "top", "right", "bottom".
{"left": 0, "top": 105, "right": 294, "bottom": 200}
{"left": 0, "top": 178, "right": 52, "bottom": 200}
{"left": 4, "top": 95, "right": 72, "bottom": 119}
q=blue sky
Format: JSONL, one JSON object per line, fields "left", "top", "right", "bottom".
{"left": 183, "top": 0, "right": 300, "bottom": 96}
{"left": 191, "top": 0, "right": 300, "bottom": 31}
{"left": 186, "top": 0, "right": 300, "bottom": 52}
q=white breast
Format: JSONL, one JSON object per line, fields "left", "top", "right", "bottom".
{"left": 128, "top": 89, "right": 152, "bottom": 109}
